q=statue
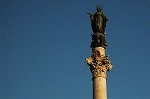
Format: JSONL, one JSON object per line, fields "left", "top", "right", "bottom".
{"left": 87, "top": 5, "right": 108, "bottom": 49}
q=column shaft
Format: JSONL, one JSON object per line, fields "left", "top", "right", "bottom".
{"left": 93, "top": 77, "right": 107, "bottom": 99}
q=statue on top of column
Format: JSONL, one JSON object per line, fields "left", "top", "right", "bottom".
{"left": 87, "top": 5, "right": 108, "bottom": 49}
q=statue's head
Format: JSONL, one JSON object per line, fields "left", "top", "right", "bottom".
{"left": 96, "top": 5, "right": 103, "bottom": 12}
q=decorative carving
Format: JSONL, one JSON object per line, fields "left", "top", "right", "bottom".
{"left": 85, "top": 47, "right": 112, "bottom": 78}
{"left": 91, "top": 65, "right": 107, "bottom": 78}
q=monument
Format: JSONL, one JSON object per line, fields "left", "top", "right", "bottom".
{"left": 85, "top": 5, "right": 112, "bottom": 99}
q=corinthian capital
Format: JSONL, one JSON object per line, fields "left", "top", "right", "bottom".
{"left": 85, "top": 47, "right": 112, "bottom": 78}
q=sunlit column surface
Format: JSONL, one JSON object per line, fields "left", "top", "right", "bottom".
{"left": 86, "top": 47, "right": 112, "bottom": 99}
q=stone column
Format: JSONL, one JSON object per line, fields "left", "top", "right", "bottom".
{"left": 93, "top": 76, "right": 107, "bottom": 99}
{"left": 86, "top": 47, "right": 112, "bottom": 99}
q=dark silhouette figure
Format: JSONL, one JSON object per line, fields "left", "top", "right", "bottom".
{"left": 87, "top": 5, "right": 108, "bottom": 49}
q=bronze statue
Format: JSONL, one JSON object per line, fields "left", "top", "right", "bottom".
{"left": 87, "top": 5, "right": 108, "bottom": 49}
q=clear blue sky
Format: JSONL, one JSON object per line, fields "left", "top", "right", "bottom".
{"left": 1, "top": 0, "right": 150, "bottom": 99}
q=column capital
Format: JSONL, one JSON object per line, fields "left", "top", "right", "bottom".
{"left": 85, "top": 47, "right": 112, "bottom": 78}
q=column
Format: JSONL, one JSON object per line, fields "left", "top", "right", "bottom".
{"left": 86, "top": 47, "right": 112, "bottom": 99}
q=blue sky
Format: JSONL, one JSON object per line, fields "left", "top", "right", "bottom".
{"left": 1, "top": 0, "right": 150, "bottom": 99}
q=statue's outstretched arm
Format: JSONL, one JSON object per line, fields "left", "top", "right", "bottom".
{"left": 87, "top": 13, "right": 93, "bottom": 20}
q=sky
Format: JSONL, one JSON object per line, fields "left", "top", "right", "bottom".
{"left": 1, "top": 0, "right": 150, "bottom": 99}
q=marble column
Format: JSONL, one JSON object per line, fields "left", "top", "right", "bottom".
{"left": 86, "top": 47, "right": 112, "bottom": 99}
{"left": 93, "top": 76, "right": 107, "bottom": 99}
